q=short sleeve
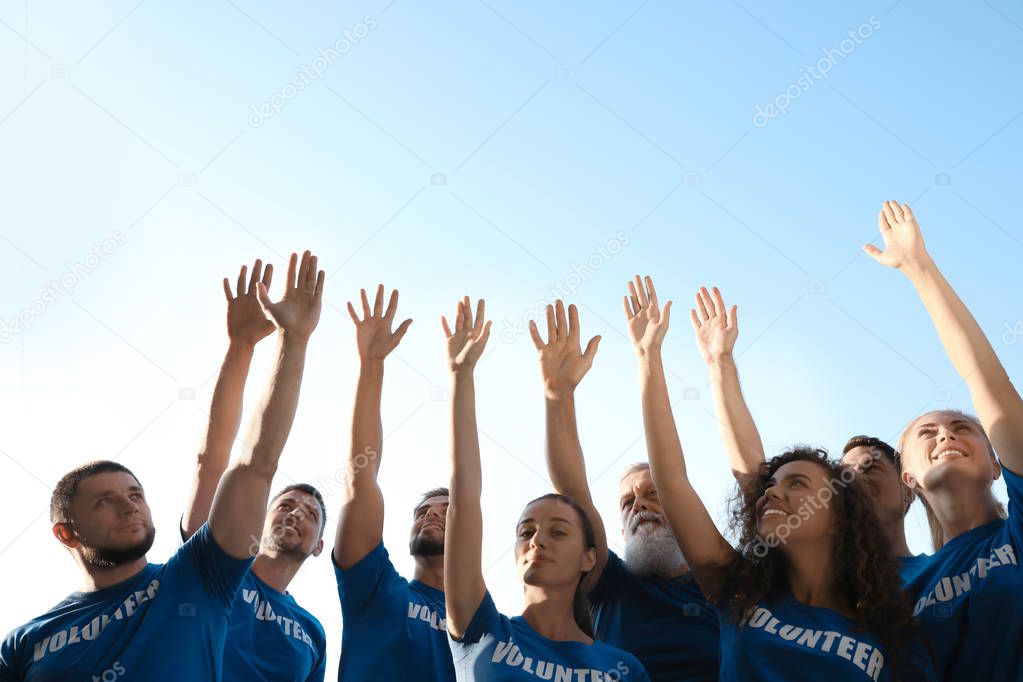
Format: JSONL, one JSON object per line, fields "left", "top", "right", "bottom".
{"left": 448, "top": 591, "right": 504, "bottom": 659}
{"left": 0, "top": 631, "right": 19, "bottom": 682}
{"left": 588, "top": 549, "right": 626, "bottom": 603}
{"left": 334, "top": 542, "right": 401, "bottom": 616}
{"left": 1002, "top": 465, "right": 1023, "bottom": 537}
{"left": 171, "top": 522, "right": 253, "bottom": 609}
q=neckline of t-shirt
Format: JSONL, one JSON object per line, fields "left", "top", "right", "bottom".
{"left": 68, "top": 563, "right": 160, "bottom": 602}
{"left": 509, "top": 615, "right": 606, "bottom": 651}
{"left": 779, "top": 592, "right": 858, "bottom": 624}
{"left": 936, "top": 517, "right": 1005, "bottom": 553}
{"left": 248, "top": 569, "right": 293, "bottom": 600}
{"left": 409, "top": 579, "right": 444, "bottom": 602}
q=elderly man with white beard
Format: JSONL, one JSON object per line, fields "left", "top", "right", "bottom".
{"left": 529, "top": 301, "right": 720, "bottom": 682}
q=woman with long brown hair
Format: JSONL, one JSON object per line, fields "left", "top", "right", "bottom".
{"left": 624, "top": 275, "right": 934, "bottom": 681}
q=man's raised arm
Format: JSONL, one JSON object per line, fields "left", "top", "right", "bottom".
{"left": 208, "top": 250, "right": 324, "bottom": 559}
{"left": 333, "top": 285, "right": 412, "bottom": 569}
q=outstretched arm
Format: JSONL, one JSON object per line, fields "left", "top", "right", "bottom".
{"left": 442, "top": 297, "right": 492, "bottom": 640}
{"left": 531, "top": 301, "right": 608, "bottom": 591}
{"left": 691, "top": 286, "right": 765, "bottom": 489}
{"left": 333, "top": 285, "right": 413, "bottom": 569}
{"left": 866, "top": 201, "right": 1023, "bottom": 472}
{"left": 208, "top": 251, "right": 324, "bottom": 559}
{"left": 626, "top": 276, "right": 736, "bottom": 598}
{"left": 183, "top": 260, "right": 276, "bottom": 540}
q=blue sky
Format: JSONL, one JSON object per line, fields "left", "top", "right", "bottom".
{"left": 2, "top": 0, "right": 1022, "bottom": 672}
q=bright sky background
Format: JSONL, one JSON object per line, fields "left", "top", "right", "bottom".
{"left": 2, "top": 0, "right": 1022, "bottom": 675}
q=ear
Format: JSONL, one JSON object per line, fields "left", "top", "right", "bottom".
{"left": 902, "top": 485, "right": 916, "bottom": 516}
{"left": 991, "top": 454, "right": 1003, "bottom": 482}
{"left": 582, "top": 547, "right": 597, "bottom": 573}
{"left": 901, "top": 470, "right": 918, "bottom": 490}
{"left": 52, "top": 523, "right": 80, "bottom": 549}
{"left": 312, "top": 538, "right": 324, "bottom": 558}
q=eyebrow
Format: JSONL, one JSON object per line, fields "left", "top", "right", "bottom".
{"left": 916, "top": 419, "right": 973, "bottom": 431}
{"left": 517, "top": 516, "right": 574, "bottom": 526}
{"left": 92, "top": 486, "right": 143, "bottom": 500}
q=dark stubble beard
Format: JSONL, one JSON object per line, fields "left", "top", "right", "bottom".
{"left": 80, "top": 527, "right": 156, "bottom": 569}
{"left": 409, "top": 534, "right": 444, "bottom": 557}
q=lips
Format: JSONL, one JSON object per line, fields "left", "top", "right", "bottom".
{"left": 760, "top": 508, "right": 788, "bottom": 519}
{"left": 931, "top": 448, "right": 967, "bottom": 462}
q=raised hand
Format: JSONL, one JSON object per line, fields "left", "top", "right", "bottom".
{"left": 690, "top": 286, "right": 738, "bottom": 364}
{"left": 624, "top": 275, "right": 672, "bottom": 356}
{"left": 256, "top": 250, "right": 325, "bottom": 340}
{"left": 347, "top": 285, "right": 413, "bottom": 361}
{"left": 863, "top": 200, "right": 929, "bottom": 270}
{"left": 222, "top": 259, "right": 276, "bottom": 346}
{"left": 441, "top": 296, "right": 491, "bottom": 374}
{"left": 529, "top": 301, "right": 600, "bottom": 399}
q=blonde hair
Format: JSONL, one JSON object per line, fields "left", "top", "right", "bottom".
{"left": 897, "top": 409, "right": 1004, "bottom": 550}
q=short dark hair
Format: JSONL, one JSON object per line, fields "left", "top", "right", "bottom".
{"left": 413, "top": 487, "right": 449, "bottom": 515}
{"left": 271, "top": 484, "right": 327, "bottom": 536}
{"left": 842, "top": 435, "right": 900, "bottom": 471}
{"left": 50, "top": 461, "right": 141, "bottom": 524}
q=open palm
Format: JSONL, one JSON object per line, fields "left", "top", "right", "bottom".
{"left": 529, "top": 301, "right": 600, "bottom": 398}
{"left": 257, "top": 250, "right": 325, "bottom": 340}
{"left": 690, "top": 286, "right": 738, "bottom": 364}
{"left": 864, "top": 200, "right": 928, "bottom": 270}
{"left": 624, "top": 275, "right": 672, "bottom": 356}
{"left": 223, "top": 259, "right": 275, "bottom": 346}
{"left": 442, "top": 297, "right": 491, "bottom": 373}
{"left": 347, "top": 284, "right": 413, "bottom": 361}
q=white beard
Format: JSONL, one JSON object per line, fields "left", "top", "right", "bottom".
{"left": 623, "top": 517, "right": 686, "bottom": 578}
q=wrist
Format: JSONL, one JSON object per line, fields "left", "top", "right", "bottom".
{"left": 279, "top": 330, "right": 311, "bottom": 348}
{"left": 360, "top": 358, "right": 385, "bottom": 375}
{"left": 900, "top": 252, "right": 937, "bottom": 281}
{"left": 707, "top": 354, "right": 735, "bottom": 370}
{"left": 226, "top": 339, "right": 256, "bottom": 357}
{"left": 635, "top": 346, "right": 663, "bottom": 364}
{"left": 545, "top": 388, "right": 576, "bottom": 403}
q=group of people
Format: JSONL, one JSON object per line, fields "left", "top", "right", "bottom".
{"left": 0, "top": 200, "right": 1019, "bottom": 681}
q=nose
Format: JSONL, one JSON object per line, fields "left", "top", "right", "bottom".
{"left": 529, "top": 530, "right": 546, "bottom": 550}
{"left": 116, "top": 494, "right": 140, "bottom": 515}
{"left": 764, "top": 483, "right": 784, "bottom": 503}
{"left": 936, "top": 425, "right": 957, "bottom": 442}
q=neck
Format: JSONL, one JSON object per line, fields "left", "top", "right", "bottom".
{"left": 251, "top": 552, "right": 304, "bottom": 593}
{"left": 926, "top": 484, "right": 1001, "bottom": 543}
{"left": 521, "top": 584, "right": 589, "bottom": 643}
{"left": 659, "top": 562, "right": 689, "bottom": 579}
{"left": 77, "top": 556, "right": 148, "bottom": 591}
{"left": 886, "top": 519, "right": 912, "bottom": 557}
{"left": 784, "top": 542, "right": 847, "bottom": 614}
{"left": 413, "top": 554, "right": 444, "bottom": 591}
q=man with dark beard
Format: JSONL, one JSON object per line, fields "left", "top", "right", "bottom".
{"left": 531, "top": 300, "right": 720, "bottom": 682}
{"left": 0, "top": 250, "right": 325, "bottom": 681}
{"left": 178, "top": 259, "right": 328, "bottom": 681}
{"left": 332, "top": 285, "right": 454, "bottom": 681}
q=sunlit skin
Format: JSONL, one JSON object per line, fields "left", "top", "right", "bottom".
{"left": 618, "top": 469, "right": 687, "bottom": 579}
{"left": 755, "top": 461, "right": 836, "bottom": 547}
{"left": 410, "top": 494, "right": 448, "bottom": 590}
{"left": 52, "top": 471, "right": 155, "bottom": 590}
{"left": 515, "top": 498, "right": 596, "bottom": 594}
{"left": 840, "top": 446, "right": 913, "bottom": 556}
{"left": 901, "top": 411, "right": 1001, "bottom": 492}
{"left": 261, "top": 490, "right": 324, "bottom": 558}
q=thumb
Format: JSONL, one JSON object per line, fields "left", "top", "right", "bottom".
{"left": 661, "top": 300, "right": 673, "bottom": 327}
{"left": 862, "top": 244, "right": 883, "bottom": 262}
{"left": 256, "top": 281, "right": 273, "bottom": 313}
{"left": 583, "top": 335, "right": 601, "bottom": 364}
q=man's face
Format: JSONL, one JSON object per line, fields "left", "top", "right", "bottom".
{"left": 56, "top": 471, "right": 156, "bottom": 567}
{"left": 410, "top": 495, "right": 448, "bottom": 557}
{"left": 840, "top": 445, "right": 912, "bottom": 525}
{"left": 261, "top": 490, "right": 324, "bottom": 560}
{"left": 618, "top": 469, "right": 668, "bottom": 542}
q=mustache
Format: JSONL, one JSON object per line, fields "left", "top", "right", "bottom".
{"left": 629, "top": 511, "right": 665, "bottom": 532}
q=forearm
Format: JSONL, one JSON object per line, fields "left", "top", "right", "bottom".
{"left": 904, "top": 255, "right": 1023, "bottom": 467}
{"left": 445, "top": 370, "right": 485, "bottom": 637}
{"left": 241, "top": 333, "right": 309, "bottom": 473}
{"left": 707, "top": 355, "right": 765, "bottom": 481}
{"left": 545, "top": 394, "right": 592, "bottom": 502}
{"left": 639, "top": 350, "right": 688, "bottom": 484}
{"left": 183, "top": 342, "right": 255, "bottom": 537}
{"left": 349, "top": 360, "right": 385, "bottom": 483}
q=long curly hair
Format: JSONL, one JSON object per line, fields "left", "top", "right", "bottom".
{"left": 724, "top": 447, "right": 915, "bottom": 676}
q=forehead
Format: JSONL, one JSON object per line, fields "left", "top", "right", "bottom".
{"left": 841, "top": 445, "right": 889, "bottom": 465}
{"left": 770, "top": 460, "right": 828, "bottom": 483}
{"left": 414, "top": 495, "right": 449, "bottom": 513}
{"left": 273, "top": 490, "right": 320, "bottom": 513}
{"left": 517, "top": 498, "right": 578, "bottom": 525}
{"left": 911, "top": 411, "right": 977, "bottom": 431}
{"left": 76, "top": 472, "right": 143, "bottom": 498}
{"left": 618, "top": 469, "right": 654, "bottom": 496}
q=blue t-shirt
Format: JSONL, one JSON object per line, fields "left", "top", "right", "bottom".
{"left": 0, "top": 523, "right": 252, "bottom": 682}
{"left": 334, "top": 542, "right": 454, "bottom": 681}
{"left": 227, "top": 572, "right": 326, "bottom": 681}
{"left": 449, "top": 591, "right": 650, "bottom": 682}
{"left": 590, "top": 550, "right": 719, "bottom": 681}
{"left": 899, "top": 465, "right": 1023, "bottom": 680}
{"left": 718, "top": 594, "right": 936, "bottom": 682}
